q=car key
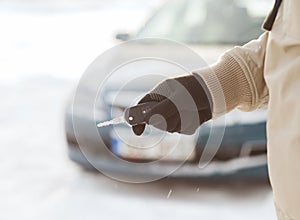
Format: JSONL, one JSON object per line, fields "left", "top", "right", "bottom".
{"left": 97, "top": 101, "right": 157, "bottom": 128}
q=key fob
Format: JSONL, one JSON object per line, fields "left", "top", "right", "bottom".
{"left": 124, "top": 101, "right": 157, "bottom": 126}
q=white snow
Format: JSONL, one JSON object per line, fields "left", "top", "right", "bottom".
{"left": 167, "top": 189, "right": 173, "bottom": 199}
{"left": 0, "top": 1, "right": 276, "bottom": 220}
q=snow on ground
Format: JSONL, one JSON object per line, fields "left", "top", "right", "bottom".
{"left": 0, "top": 2, "right": 277, "bottom": 220}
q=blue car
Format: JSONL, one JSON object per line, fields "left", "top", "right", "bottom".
{"left": 65, "top": 0, "right": 272, "bottom": 179}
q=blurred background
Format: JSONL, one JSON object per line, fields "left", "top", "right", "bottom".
{"left": 0, "top": 0, "right": 277, "bottom": 219}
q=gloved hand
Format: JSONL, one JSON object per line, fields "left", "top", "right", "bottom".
{"left": 131, "top": 74, "right": 213, "bottom": 136}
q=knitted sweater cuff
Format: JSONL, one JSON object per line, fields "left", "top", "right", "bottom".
{"left": 193, "top": 52, "right": 252, "bottom": 118}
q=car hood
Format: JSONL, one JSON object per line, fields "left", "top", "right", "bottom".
{"left": 76, "top": 42, "right": 232, "bottom": 96}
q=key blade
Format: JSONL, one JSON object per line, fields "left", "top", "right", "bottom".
{"left": 96, "top": 116, "right": 126, "bottom": 128}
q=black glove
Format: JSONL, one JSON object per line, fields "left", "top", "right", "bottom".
{"left": 131, "top": 74, "right": 213, "bottom": 136}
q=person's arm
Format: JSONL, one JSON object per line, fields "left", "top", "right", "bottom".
{"left": 194, "top": 32, "right": 269, "bottom": 118}
{"left": 131, "top": 33, "right": 269, "bottom": 135}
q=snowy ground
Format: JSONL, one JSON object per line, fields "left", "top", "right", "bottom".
{"left": 0, "top": 1, "right": 277, "bottom": 220}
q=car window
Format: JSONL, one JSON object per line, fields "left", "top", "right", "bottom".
{"left": 136, "top": 0, "right": 273, "bottom": 45}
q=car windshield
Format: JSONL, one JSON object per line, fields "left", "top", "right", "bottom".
{"left": 136, "top": 0, "right": 272, "bottom": 45}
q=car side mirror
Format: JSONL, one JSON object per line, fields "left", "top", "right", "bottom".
{"left": 115, "top": 33, "right": 130, "bottom": 41}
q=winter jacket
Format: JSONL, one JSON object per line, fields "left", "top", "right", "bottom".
{"left": 194, "top": 0, "right": 300, "bottom": 219}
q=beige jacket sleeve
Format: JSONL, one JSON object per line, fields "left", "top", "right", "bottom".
{"left": 193, "top": 32, "right": 269, "bottom": 118}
